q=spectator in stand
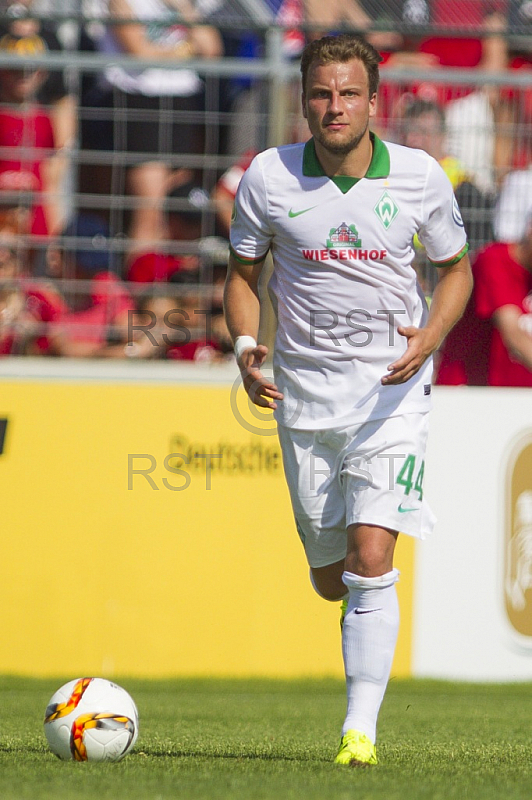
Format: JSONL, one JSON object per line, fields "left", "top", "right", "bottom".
{"left": 402, "top": 98, "right": 493, "bottom": 255}
{"left": 220, "top": 0, "right": 305, "bottom": 159}
{"left": 0, "top": 0, "right": 77, "bottom": 235}
{"left": 302, "top": 2, "right": 506, "bottom": 73}
{"left": 162, "top": 284, "right": 226, "bottom": 362}
{"left": 211, "top": 150, "right": 255, "bottom": 239}
{"left": 47, "top": 213, "right": 135, "bottom": 356}
{"left": 212, "top": 118, "right": 310, "bottom": 238}
{"left": 126, "top": 171, "right": 213, "bottom": 283}
{"left": 417, "top": 1, "right": 506, "bottom": 72}
{"left": 0, "top": 32, "right": 59, "bottom": 241}
{"left": 121, "top": 288, "right": 225, "bottom": 362}
{"left": 0, "top": 168, "right": 34, "bottom": 237}
{"left": 126, "top": 250, "right": 182, "bottom": 285}
{"left": 0, "top": 233, "right": 66, "bottom": 355}
{"left": 498, "top": 2, "right": 532, "bottom": 170}
{"left": 349, "top": 3, "right": 510, "bottom": 147}
{"left": 441, "top": 7, "right": 514, "bottom": 194}
{"left": 86, "top": 0, "right": 222, "bottom": 261}
{"left": 442, "top": 2, "right": 532, "bottom": 184}
{"left": 303, "top": 2, "right": 509, "bottom": 143}
{"left": 436, "top": 3, "right": 532, "bottom": 187}
{"left": 436, "top": 168, "right": 532, "bottom": 387}
{"left": 304, "top": 0, "right": 370, "bottom": 38}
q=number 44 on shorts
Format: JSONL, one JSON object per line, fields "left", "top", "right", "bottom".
{"left": 396, "top": 454, "right": 424, "bottom": 500}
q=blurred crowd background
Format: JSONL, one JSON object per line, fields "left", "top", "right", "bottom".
{"left": 0, "top": 0, "right": 532, "bottom": 385}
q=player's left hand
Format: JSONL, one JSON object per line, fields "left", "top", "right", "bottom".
{"left": 238, "top": 344, "right": 284, "bottom": 409}
{"left": 381, "top": 325, "right": 438, "bottom": 385}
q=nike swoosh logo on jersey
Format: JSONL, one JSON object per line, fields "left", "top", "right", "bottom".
{"left": 398, "top": 503, "right": 420, "bottom": 513}
{"left": 288, "top": 206, "right": 317, "bottom": 218}
{"left": 354, "top": 607, "right": 383, "bottom": 615}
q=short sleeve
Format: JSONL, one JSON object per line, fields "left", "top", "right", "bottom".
{"left": 417, "top": 157, "right": 469, "bottom": 266}
{"left": 229, "top": 153, "right": 273, "bottom": 262}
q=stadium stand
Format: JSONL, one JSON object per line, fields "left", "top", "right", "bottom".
{"left": 0, "top": 0, "right": 530, "bottom": 369}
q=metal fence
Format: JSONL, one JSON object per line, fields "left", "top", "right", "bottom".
{"left": 0, "top": 5, "right": 531, "bottom": 358}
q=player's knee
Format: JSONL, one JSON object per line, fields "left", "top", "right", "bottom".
{"left": 348, "top": 556, "right": 391, "bottom": 578}
{"left": 346, "top": 542, "right": 395, "bottom": 578}
{"left": 346, "top": 525, "right": 398, "bottom": 577}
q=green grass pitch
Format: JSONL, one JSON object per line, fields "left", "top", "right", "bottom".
{"left": 2, "top": 676, "right": 532, "bottom": 800}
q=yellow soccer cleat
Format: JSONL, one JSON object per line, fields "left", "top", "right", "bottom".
{"left": 334, "top": 729, "right": 378, "bottom": 767}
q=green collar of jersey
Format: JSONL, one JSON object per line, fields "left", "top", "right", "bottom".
{"left": 302, "top": 132, "right": 390, "bottom": 193}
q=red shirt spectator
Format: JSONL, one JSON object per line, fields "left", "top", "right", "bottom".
{"left": 127, "top": 251, "right": 183, "bottom": 283}
{"left": 166, "top": 338, "right": 221, "bottom": 361}
{"left": 59, "top": 272, "right": 134, "bottom": 347}
{"left": 0, "top": 33, "right": 56, "bottom": 236}
{"left": 419, "top": 1, "right": 505, "bottom": 68}
{"left": 0, "top": 106, "right": 54, "bottom": 236}
{"left": 0, "top": 281, "right": 66, "bottom": 355}
{"left": 436, "top": 242, "right": 532, "bottom": 386}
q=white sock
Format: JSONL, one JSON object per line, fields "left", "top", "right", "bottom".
{"left": 341, "top": 569, "right": 400, "bottom": 743}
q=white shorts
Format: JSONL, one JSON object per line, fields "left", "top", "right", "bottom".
{"left": 277, "top": 412, "right": 436, "bottom": 568}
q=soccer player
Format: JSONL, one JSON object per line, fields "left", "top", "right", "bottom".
{"left": 224, "top": 34, "right": 473, "bottom": 766}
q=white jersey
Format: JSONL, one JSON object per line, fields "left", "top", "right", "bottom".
{"left": 101, "top": 0, "right": 202, "bottom": 97}
{"left": 230, "top": 134, "right": 468, "bottom": 430}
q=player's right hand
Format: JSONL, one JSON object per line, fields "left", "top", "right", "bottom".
{"left": 238, "top": 344, "right": 284, "bottom": 409}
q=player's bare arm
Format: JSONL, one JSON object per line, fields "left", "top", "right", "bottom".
{"left": 224, "top": 253, "right": 284, "bottom": 409}
{"left": 383, "top": 254, "right": 473, "bottom": 385}
{"left": 493, "top": 305, "right": 532, "bottom": 372}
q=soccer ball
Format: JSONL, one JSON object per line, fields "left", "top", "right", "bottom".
{"left": 44, "top": 677, "right": 139, "bottom": 762}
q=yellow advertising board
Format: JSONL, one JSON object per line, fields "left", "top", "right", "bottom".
{"left": 0, "top": 370, "right": 414, "bottom": 678}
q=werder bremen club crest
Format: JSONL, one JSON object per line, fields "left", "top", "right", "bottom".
{"left": 327, "top": 222, "right": 362, "bottom": 249}
{"left": 374, "top": 191, "right": 399, "bottom": 229}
